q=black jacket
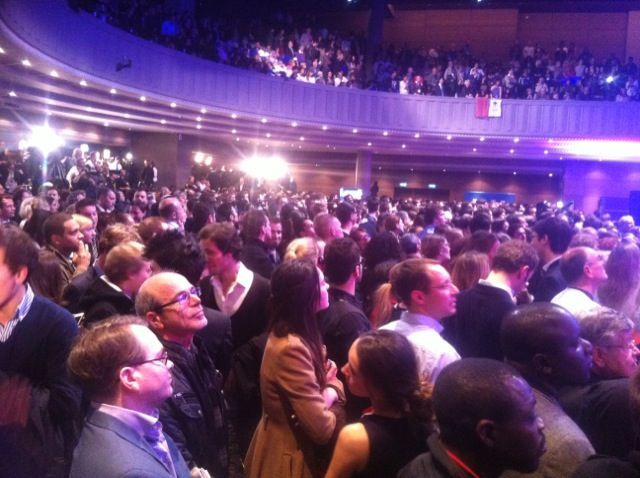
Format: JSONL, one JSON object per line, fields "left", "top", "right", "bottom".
{"left": 78, "top": 277, "right": 134, "bottom": 325}
{"left": 529, "top": 259, "right": 566, "bottom": 303}
{"left": 159, "top": 337, "right": 228, "bottom": 477}
{"left": 239, "top": 239, "right": 274, "bottom": 279}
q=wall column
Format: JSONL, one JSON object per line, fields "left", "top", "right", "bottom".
{"left": 355, "top": 150, "right": 373, "bottom": 196}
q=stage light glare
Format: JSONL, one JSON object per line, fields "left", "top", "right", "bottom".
{"left": 204, "top": 156, "right": 213, "bottom": 166}
{"left": 29, "top": 125, "right": 64, "bottom": 157}
{"left": 80, "top": 144, "right": 89, "bottom": 153}
{"left": 194, "top": 152, "right": 204, "bottom": 164}
{"left": 125, "top": 152, "right": 133, "bottom": 160}
{"left": 560, "top": 140, "right": 640, "bottom": 160}
{"left": 241, "top": 155, "right": 288, "bottom": 181}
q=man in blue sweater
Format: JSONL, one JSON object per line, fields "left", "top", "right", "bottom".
{"left": 0, "top": 226, "right": 81, "bottom": 478}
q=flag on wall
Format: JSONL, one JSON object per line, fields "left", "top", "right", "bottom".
{"left": 475, "top": 97, "right": 502, "bottom": 118}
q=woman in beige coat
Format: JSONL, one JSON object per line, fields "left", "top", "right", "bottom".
{"left": 245, "top": 259, "right": 345, "bottom": 478}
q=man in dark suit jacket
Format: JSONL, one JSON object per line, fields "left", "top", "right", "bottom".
{"left": 239, "top": 209, "right": 274, "bottom": 279}
{"left": 444, "top": 240, "right": 538, "bottom": 360}
{"left": 528, "top": 216, "right": 573, "bottom": 302}
{"left": 68, "top": 316, "right": 191, "bottom": 478}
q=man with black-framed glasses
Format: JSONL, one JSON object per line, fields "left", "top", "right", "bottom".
{"left": 136, "top": 272, "right": 229, "bottom": 478}
{"left": 68, "top": 316, "right": 191, "bottom": 478}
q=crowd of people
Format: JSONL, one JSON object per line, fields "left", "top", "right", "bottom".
{"left": 3, "top": 138, "right": 640, "bottom": 477}
{"left": 78, "top": 0, "right": 640, "bottom": 101}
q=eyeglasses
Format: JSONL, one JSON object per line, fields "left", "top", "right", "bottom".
{"left": 129, "top": 350, "right": 170, "bottom": 368}
{"left": 153, "top": 286, "right": 200, "bottom": 312}
{"left": 603, "top": 341, "right": 639, "bottom": 352}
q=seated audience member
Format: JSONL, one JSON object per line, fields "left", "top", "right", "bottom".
{"left": 501, "top": 303, "right": 595, "bottom": 478}
{"left": 44, "top": 213, "right": 91, "bottom": 289}
{"left": 143, "top": 229, "right": 232, "bottom": 379}
{"left": 551, "top": 247, "right": 607, "bottom": 318}
{"left": 239, "top": 209, "right": 274, "bottom": 279}
{"left": 559, "top": 307, "right": 639, "bottom": 457}
{"left": 62, "top": 223, "right": 141, "bottom": 313}
{"left": 136, "top": 273, "right": 228, "bottom": 478}
{"left": 571, "top": 368, "right": 640, "bottom": 477}
{"left": 318, "top": 238, "right": 371, "bottom": 421}
{"left": 399, "top": 358, "right": 546, "bottom": 478}
{"left": 528, "top": 217, "right": 574, "bottom": 302}
{"left": 0, "top": 226, "right": 80, "bottom": 478}
{"left": 445, "top": 240, "right": 538, "bottom": 360}
{"left": 67, "top": 316, "right": 190, "bottom": 478}
{"left": 79, "top": 242, "right": 151, "bottom": 325}
{"left": 450, "top": 251, "right": 490, "bottom": 291}
{"left": 598, "top": 241, "right": 640, "bottom": 322}
{"left": 326, "top": 330, "right": 431, "bottom": 478}
{"left": 380, "top": 258, "right": 460, "bottom": 384}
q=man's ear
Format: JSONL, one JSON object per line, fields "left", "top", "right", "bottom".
{"left": 15, "top": 265, "right": 28, "bottom": 286}
{"left": 146, "top": 311, "right": 163, "bottom": 333}
{"left": 410, "top": 289, "right": 427, "bottom": 308}
{"left": 476, "top": 419, "right": 497, "bottom": 448}
{"left": 532, "top": 353, "right": 553, "bottom": 376}
{"left": 119, "top": 366, "right": 139, "bottom": 392}
{"left": 591, "top": 346, "right": 607, "bottom": 369}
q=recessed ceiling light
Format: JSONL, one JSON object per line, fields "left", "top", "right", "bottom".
{"left": 50, "top": 70, "right": 59, "bottom": 78}
{"left": 548, "top": 139, "right": 554, "bottom": 144}
{"left": 548, "top": 173, "right": 554, "bottom": 177}
{"left": 446, "top": 135, "right": 453, "bottom": 140}
{"left": 236, "top": 137, "right": 240, "bottom": 141}
{"left": 110, "top": 88, "right": 117, "bottom": 94}
{"left": 140, "top": 96, "right": 147, "bottom": 102}
{"left": 480, "top": 136, "right": 485, "bottom": 142}
{"left": 196, "top": 116, "right": 202, "bottom": 122}
{"left": 103, "top": 121, "right": 109, "bottom": 127}
{"left": 124, "top": 113, "right": 130, "bottom": 118}
{"left": 402, "top": 144, "right": 406, "bottom": 149}
{"left": 8, "top": 91, "right": 16, "bottom": 97}
{"left": 261, "top": 118, "right": 268, "bottom": 124}
{"left": 473, "top": 148, "right": 477, "bottom": 152}
{"left": 21, "top": 59, "right": 31, "bottom": 67}
{"left": 0, "top": 47, "right": 5, "bottom": 54}
{"left": 79, "top": 80, "right": 88, "bottom": 87}
{"left": 160, "top": 119, "right": 166, "bottom": 124}
{"left": 266, "top": 133, "right": 271, "bottom": 138}
{"left": 367, "top": 142, "right": 372, "bottom": 146}
{"left": 509, "top": 149, "right": 515, "bottom": 154}
{"left": 514, "top": 137, "right": 520, "bottom": 143}
{"left": 299, "top": 136, "right": 305, "bottom": 141}
{"left": 383, "top": 131, "right": 389, "bottom": 136}
{"left": 196, "top": 124, "right": 202, "bottom": 129}
{"left": 202, "top": 108, "right": 208, "bottom": 114}
{"left": 352, "top": 128, "right": 358, "bottom": 134}
{"left": 231, "top": 129, "right": 237, "bottom": 134}
{"left": 414, "top": 133, "right": 420, "bottom": 138}
{"left": 322, "top": 125, "right": 328, "bottom": 131}
{"left": 170, "top": 102, "right": 177, "bottom": 108}
{"left": 513, "top": 171, "right": 517, "bottom": 175}
{"left": 291, "top": 122, "right": 298, "bottom": 127}
{"left": 543, "top": 150, "right": 549, "bottom": 155}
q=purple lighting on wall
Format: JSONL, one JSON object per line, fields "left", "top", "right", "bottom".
{"left": 559, "top": 140, "right": 640, "bottom": 160}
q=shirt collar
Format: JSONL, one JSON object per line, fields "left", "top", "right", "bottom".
{"left": 542, "top": 256, "right": 561, "bottom": 272}
{"left": 95, "top": 402, "right": 159, "bottom": 437}
{"left": 478, "top": 278, "right": 514, "bottom": 299}
{"left": 235, "top": 262, "right": 254, "bottom": 288}
{"left": 400, "top": 310, "right": 444, "bottom": 333}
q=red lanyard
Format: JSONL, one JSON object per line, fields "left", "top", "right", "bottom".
{"left": 445, "top": 448, "right": 481, "bottom": 478}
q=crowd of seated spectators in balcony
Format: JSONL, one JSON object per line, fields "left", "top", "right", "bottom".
{"left": 76, "top": 0, "right": 640, "bottom": 101}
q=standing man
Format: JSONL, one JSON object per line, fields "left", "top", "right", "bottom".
{"left": 266, "top": 217, "right": 283, "bottom": 267}
{"left": 136, "top": 272, "right": 228, "bottom": 478}
{"left": 528, "top": 217, "right": 573, "bottom": 302}
{"left": 239, "top": 209, "right": 274, "bottom": 279}
{"left": 0, "top": 195, "right": 16, "bottom": 225}
{"left": 0, "top": 226, "right": 80, "bottom": 478}
{"left": 158, "top": 195, "right": 187, "bottom": 232}
{"left": 68, "top": 316, "right": 190, "bottom": 478}
{"left": 551, "top": 247, "right": 607, "bottom": 318}
{"left": 445, "top": 240, "right": 538, "bottom": 360}
{"left": 96, "top": 186, "right": 116, "bottom": 214}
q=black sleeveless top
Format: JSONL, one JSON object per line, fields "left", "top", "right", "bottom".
{"left": 355, "top": 414, "right": 429, "bottom": 478}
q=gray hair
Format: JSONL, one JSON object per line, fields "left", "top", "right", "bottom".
{"left": 580, "top": 307, "right": 635, "bottom": 347}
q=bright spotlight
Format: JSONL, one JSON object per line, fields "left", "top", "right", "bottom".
{"left": 241, "top": 155, "right": 288, "bottom": 181}
{"left": 80, "top": 143, "right": 89, "bottom": 153}
{"left": 125, "top": 152, "right": 133, "bottom": 160}
{"left": 18, "top": 139, "right": 29, "bottom": 150}
{"left": 29, "top": 124, "right": 64, "bottom": 157}
{"left": 606, "top": 75, "right": 615, "bottom": 84}
{"left": 194, "top": 152, "right": 204, "bottom": 164}
{"left": 204, "top": 156, "right": 213, "bottom": 166}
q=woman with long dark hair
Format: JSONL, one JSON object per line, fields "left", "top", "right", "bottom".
{"left": 245, "top": 259, "right": 345, "bottom": 478}
{"left": 325, "top": 330, "right": 432, "bottom": 478}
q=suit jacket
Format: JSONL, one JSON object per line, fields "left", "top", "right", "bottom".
{"left": 70, "top": 410, "right": 190, "bottom": 478}
{"left": 240, "top": 239, "right": 274, "bottom": 279}
{"left": 200, "top": 272, "right": 270, "bottom": 350}
{"left": 529, "top": 259, "right": 566, "bottom": 303}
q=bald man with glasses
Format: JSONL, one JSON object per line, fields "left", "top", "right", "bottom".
{"left": 136, "top": 272, "right": 229, "bottom": 478}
